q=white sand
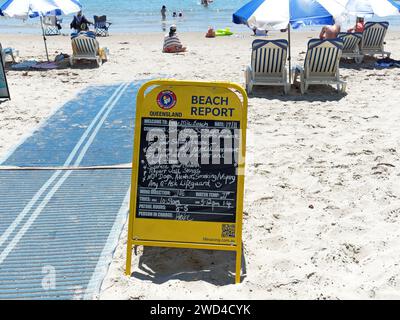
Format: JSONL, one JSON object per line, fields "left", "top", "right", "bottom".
{"left": 1, "top": 31, "right": 400, "bottom": 299}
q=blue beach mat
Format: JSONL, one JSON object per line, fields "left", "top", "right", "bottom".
{"left": 0, "top": 81, "right": 144, "bottom": 299}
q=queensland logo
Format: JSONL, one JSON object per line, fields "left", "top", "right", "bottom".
{"left": 157, "top": 90, "right": 177, "bottom": 110}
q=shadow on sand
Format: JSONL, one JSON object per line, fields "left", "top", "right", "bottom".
{"left": 248, "top": 84, "right": 347, "bottom": 102}
{"left": 130, "top": 245, "right": 247, "bottom": 286}
{"left": 339, "top": 56, "right": 381, "bottom": 70}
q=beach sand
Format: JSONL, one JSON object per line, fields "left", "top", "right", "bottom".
{"left": 1, "top": 30, "right": 400, "bottom": 299}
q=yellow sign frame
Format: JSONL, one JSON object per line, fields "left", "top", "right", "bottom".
{"left": 126, "top": 80, "right": 247, "bottom": 284}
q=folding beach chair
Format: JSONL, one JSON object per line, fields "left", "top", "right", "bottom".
{"left": 245, "top": 39, "right": 290, "bottom": 94}
{"left": 0, "top": 43, "right": 19, "bottom": 64}
{"left": 70, "top": 35, "right": 104, "bottom": 67}
{"left": 94, "top": 15, "right": 112, "bottom": 37}
{"left": 338, "top": 32, "right": 363, "bottom": 63}
{"left": 293, "top": 38, "right": 346, "bottom": 94}
{"left": 43, "top": 15, "right": 62, "bottom": 36}
{"left": 359, "top": 22, "right": 390, "bottom": 61}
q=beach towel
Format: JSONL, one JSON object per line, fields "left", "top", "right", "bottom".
{"left": 375, "top": 57, "right": 400, "bottom": 68}
{"left": 31, "top": 62, "right": 59, "bottom": 70}
{"left": 11, "top": 61, "right": 60, "bottom": 71}
{"left": 11, "top": 60, "right": 38, "bottom": 70}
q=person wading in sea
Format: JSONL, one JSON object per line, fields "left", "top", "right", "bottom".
{"left": 161, "top": 5, "right": 167, "bottom": 20}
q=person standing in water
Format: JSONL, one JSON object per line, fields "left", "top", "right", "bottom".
{"left": 161, "top": 6, "right": 167, "bottom": 20}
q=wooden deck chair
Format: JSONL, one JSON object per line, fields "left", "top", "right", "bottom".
{"left": 338, "top": 32, "right": 363, "bottom": 63}
{"left": 43, "top": 16, "right": 62, "bottom": 36}
{"left": 94, "top": 15, "right": 112, "bottom": 37}
{"left": 70, "top": 35, "right": 103, "bottom": 67}
{"left": 359, "top": 22, "right": 390, "bottom": 61}
{"left": 293, "top": 38, "right": 346, "bottom": 94}
{"left": 245, "top": 39, "right": 290, "bottom": 94}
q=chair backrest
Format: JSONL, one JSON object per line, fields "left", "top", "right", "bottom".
{"left": 251, "top": 39, "right": 288, "bottom": 76}
{"left": 71, "top": 36, "right": 99, "bottom": 56}
{"left": 338, "top": 32, "right": 362, "bottom": 53}
{"left": 94, "top": 15, "right": 107, "bottom": 27}
{"left": 304, "top": 38, "right": 343, "bottom": 77}
{"left": 361, "top": 22, "right": 389, "bottom": 50}
{"left": 43, "top": 15, "right": 57, "bottom": 26}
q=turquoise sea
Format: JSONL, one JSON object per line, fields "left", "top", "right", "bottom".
{"left": 0, "top": 0, "right": 400, "bottom": 34}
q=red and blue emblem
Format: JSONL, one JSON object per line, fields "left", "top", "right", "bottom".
{"left": 157, "top": 90, "right": 177, "bottom": 110}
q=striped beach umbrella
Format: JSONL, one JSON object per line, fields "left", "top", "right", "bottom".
{"left": 232, "top": 0, "right": 344, "bottom": 30}
{"left": 0, "top": 0, "right": 58, "bottom": 19}
{"left": 0, "top": 0, "right": 82, "bottom": 60}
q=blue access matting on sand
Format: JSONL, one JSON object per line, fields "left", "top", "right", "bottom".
{"left": 0, "top": 81, "right": 143, "bottom": 299}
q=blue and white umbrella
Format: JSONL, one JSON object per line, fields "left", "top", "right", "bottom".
{"left": 0, "top": 0, "right": 81, "bottom": 18}
{"left": 233, "top": 0, "right": 344, "bottom": 30}
{"left": 0, "top": 0, "right": 58, "bottom": 19}
{"left": 0, "top": 0, "right": 82, "bottom": 60}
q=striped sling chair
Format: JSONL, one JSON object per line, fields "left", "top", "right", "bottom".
{"left": 71, "top": 35, "right": 103, "bottom": 67}
{"left": 245, "top": 39, "right": 290, "bottom": 94}
{"left": 359, "top": 22, "right": 391, "bottom": 61}
{"left": 293, "top": 38, "right": 346, "bottom": 94}
{"left": 338, "top": 32, "right": 363, "bottom": 64}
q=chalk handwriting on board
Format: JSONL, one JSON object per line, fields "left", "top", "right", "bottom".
{"left": 136, "top": 118, "right": 239, "bottom": 223}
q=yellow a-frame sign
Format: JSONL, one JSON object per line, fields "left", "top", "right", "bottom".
{"left": 0, "top": 49, "right": 10, "bottom": 100}
{"left": 126, "top": 80, "right": 247, "bottom": 283}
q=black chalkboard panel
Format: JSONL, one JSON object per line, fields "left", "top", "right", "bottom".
{"left": 136, "top": 117, "right": 240, "bottom": 223}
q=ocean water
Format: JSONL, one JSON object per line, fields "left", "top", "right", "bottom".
{"left": 0, "top": 0, "right": 400, "bottom": 34}
{"left": 0, "top": 0, "right": 249, "bottom": 34}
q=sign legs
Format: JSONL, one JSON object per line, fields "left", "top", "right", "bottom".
{"left": 125, "top": 240, "right": 133, "bottom": 276}
{"left": 235, "top": 243, "right": 242, "bottom": 284}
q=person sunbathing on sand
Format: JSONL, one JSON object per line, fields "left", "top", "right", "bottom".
{"left": 319, "top": 19, "right": 341, "bottom": 40}
{"left": 163, "top": 25, "right": 187, "bottom": 53}
{"left": 205, "top": 26, "right": 216, "bottom": 38}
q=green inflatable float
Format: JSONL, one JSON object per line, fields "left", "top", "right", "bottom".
{"left": 215, "top": 28, "right": 233, "bottom": 36}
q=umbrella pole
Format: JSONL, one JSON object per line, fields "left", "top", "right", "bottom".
{"left": 288, "top": 23, "right": 292, "bottom": 83}
{"left": 40, "top": 16, "right": 50, "bottom": 62}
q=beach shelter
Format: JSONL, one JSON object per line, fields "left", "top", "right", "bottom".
{"left": 232, "top": 0, "right": 345, "bottom": 78}
{"left": 0, "top": 0, "right": 82, "bottom": 61}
